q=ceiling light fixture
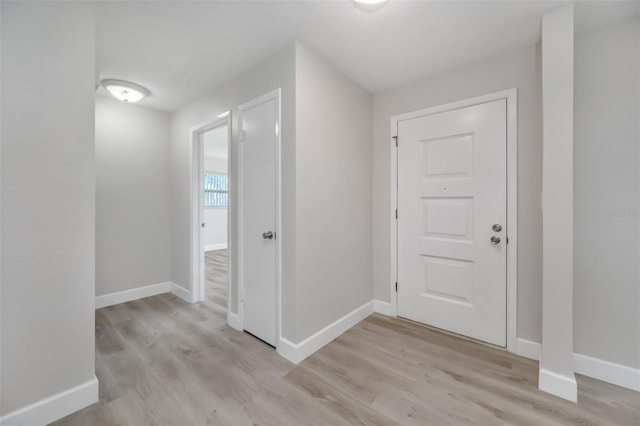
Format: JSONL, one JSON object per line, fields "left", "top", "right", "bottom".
{"left": 101, "top": 79, "right": 150, "bottom": 103}
{"left": 352, "top": 0, "right": 388, "bottom": 12}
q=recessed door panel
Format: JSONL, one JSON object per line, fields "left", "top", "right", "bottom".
{"left": 422, "top": 135, "right": 473, "bottom": 178}
{"left": 422, "top": 198, "right": 473, "bottom": 240}
{"left": 423, "top": 256, "right": 474, "bottom": 306}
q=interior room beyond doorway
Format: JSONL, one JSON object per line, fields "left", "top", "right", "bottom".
{"left": 203, "top": 125, "right": 229, "bottom": 311}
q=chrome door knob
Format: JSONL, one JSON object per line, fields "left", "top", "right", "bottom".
{"left": 262, "top": 231, "right": 274, "bottom": 240}
{"left": 492, "top": 224, "right": 502, "bottom": 232}
{"left": 490, "top": 236, "right": 501, "bottom": 245}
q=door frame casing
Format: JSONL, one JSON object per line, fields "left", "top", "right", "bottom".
{"left": 237, "top": 88, "right": 282, "bottom": 349}
{"left": 189, "top": 112, "right": 232, "bottom": 312}
{"left": 390, "top": 89, "right": 518, "bottom": 352}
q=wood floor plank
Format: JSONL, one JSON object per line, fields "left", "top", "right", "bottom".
{"left": 284, "top": 365, "right": 402, "bottom": 426}
{"left": 54, "top": 249, "right": 639, "bottom": 425}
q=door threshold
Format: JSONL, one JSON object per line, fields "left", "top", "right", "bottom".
{"left": 395, "top": 315, "right": 506, "bottom": 352}
{"left": 243, "top": 330, "right": 276, "bottom": 349}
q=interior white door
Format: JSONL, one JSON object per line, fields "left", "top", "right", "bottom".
{"left": 397, "top": 99, "right": 507, "bottom": 346}
{"left": 240, "top": 95, "right": 277, "bottom": 347}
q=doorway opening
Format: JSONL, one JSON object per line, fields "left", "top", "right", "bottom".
{"left": 188, "top": 90, "right": 282, "bottom": 350}
{"left": 190, "top": 113, "right": 231, "bottom": 314}
{"left": 203, "top": 125, "right": 230, "bottom": 312}
{"left": 390, "top": 89, "right": 518, "bottom": 352}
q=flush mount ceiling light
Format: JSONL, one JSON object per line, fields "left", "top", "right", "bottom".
{"left": 101, "top": 79, "right": 150, "bottom": 103}
{"left": 352, "top": 0, "right": 388, "bottom": 12}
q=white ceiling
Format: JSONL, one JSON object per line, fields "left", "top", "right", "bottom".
{"left": 96, "top": 0, "right": 639, "bottom": 112}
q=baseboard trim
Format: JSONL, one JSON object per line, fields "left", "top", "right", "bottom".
{"left": 170, "top": 282, "right": 192, "bottom": 302}
{"left": 516, "top": 338, "right": 541, "bottom": 361}
{"left": 516, "top": 338, "right": 639, "bottom": 392}
{"left": 573, "top": 353, "right": 640, "bottom": 392}
{"left": 278, "top": 301, "right": 374, "bottom": 364}
{"left": 205, "top": 243, "right": 227, "bottom": 251}
{"left": 95, "top": 282, "right": 171, "bottom": 309}
{"left": 96, "top": 282, "right": 195, "bottom": 309}
{"left": 373, "top": 300, "right": 392, "bottom": 316}
{"left": 539, "top": 368, "right": 577, "bottom": 402}
{"left": 227, "top": 312, "right": 242, "bottom": 331}
{"left": 0, "top": 376, "right": 98, "bottom": 426}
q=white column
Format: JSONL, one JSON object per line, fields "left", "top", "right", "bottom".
{"left": 539, "top": 4, "right": 577, "bottom": 402}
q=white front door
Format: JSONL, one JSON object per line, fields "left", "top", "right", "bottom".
{"left": 397, "top": 99, "right": 507, "bottom": 346}
{"left": 239, "top": 92, "right": 278, "bottom": 347}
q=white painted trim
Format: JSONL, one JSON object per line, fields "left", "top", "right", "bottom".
{"left": 539, "top": 368, "right": 577, "bottom": 402}
{"left": 170, "top": 282, "right": 192, "bottom": 303}
{"left": 237, "top": 88, "right": 282, "bottom": 350}
{"left": 574, "top": 353, "right": 640, "bottom": 392}
{"left": 389, "top": 89, "right": 519, "bottom": 353}
{"left": 505, "top": 89, "right": 518, "bottom": 352}
{"left": 0, "top": 376, "right": 98, "bottom": 426}
{"left": 95, "top": 282, "right": 195, "bottom": 309}
{"left": 224, "top": 113, "right": 235, "bottom": 327}
{"left": 190, "top": 113, "right": 231, "bottom": 304}
{"left": 278, "top": 301, "right": 374, "bottom": 364}
{"left": 516, "top": 339, "right": 640, "bottom": 392}
{"left": 389, "top": 114, "right": 398, "bottom": 320}
{"left": 95, "top": 282, "right": 171, "bottom": 309}
{"left": 227, "top": 312, "right": 242, "bottom": 331}
{"left": 516, "top": 338, "right": 541, "bottom": 361}
{"left": 638, "top": 12, "right": 640, "bottom": 389}
{"left": 205, "top": 243, "right": 227, "bottom": 252}
{"left": 373, "top": 299, "right": 392, "bottom": 316}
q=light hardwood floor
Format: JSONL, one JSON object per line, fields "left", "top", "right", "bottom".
{"left": 54, "top": 249, "right": 639, "bottom": 425}
{"left": 205, "top": 249, "right": 228, "bottom": 311}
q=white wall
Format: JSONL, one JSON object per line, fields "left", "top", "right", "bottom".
{"left": 205, "top": 156, "right": 227, "bottom": 173}
{"left": 294, "top": 43, "right": 373, "bottom": 341}
{"left": 170, "top": 45, "right": 296, "bottom": 327}
{"left": 204, "top": 208, "right": 227, "bottom": 249}
{"left": 1, "top": 1, "right": 97, "bottom": 418}
{"left": 95, "top": 96, "right": 172, "bottom": 296}
{"left": 171, "top": 42, "right": 373, "bottom": 344}
{"left": 204, "top": 156, "right": 228, "bottom": 249}
{"left": 372, "top": 44, "right": 543, "bottom": 343}
{"left": 539, "top": 4, "right": 576, "bottom": 402}
{"left": 574, "top": 17, "right": 639, "bottom": 369}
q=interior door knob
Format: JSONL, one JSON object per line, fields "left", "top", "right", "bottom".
{"left": 492, "top": 224, "right": 502, "bottom": 232}
{"left": 262, "top": 231, "right": 274, "bottom": 240}
{"left": 490, "top": 236, "right": 501, "bottom": 245}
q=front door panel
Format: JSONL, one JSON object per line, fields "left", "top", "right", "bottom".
{"left": 397, "top": 99, "right": 507, "bottom": 346}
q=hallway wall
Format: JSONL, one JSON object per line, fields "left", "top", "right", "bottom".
{"left": 95, "top": 96, "right": 172, "bottom": 297}
{"left": 574, "top": 17, "right": 640, "bottom": 369}
{"left": 170, "top": 45, "right": 296, "bottom": 330}
{"left": 1, "top": 1, "right": 97, "bottom": 419}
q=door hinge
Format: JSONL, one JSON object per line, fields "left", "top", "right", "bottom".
{"left": 395, "top": 282, "right": 398, "bottom": 292}
{"left": 239, "top": 130, "right": 246, "bottom": 141}
{"left": 393, "top": 135, "right": 398, "bottom": 147}
{"left": 395, "top": 209, "right": 398, "bottom": 219}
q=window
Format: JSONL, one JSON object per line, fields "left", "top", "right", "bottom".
{"left": 204, "top": 172, "right": 228, "bottom": 208}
